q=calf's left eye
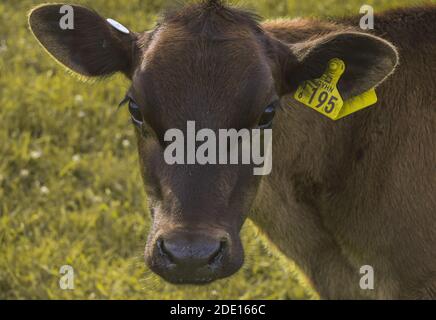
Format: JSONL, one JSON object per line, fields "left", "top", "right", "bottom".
{"left": 258, "top": 102, "right": 277, "bottom": 129}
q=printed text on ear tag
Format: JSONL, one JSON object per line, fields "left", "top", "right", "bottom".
{"left": 294, "top": 58, "right": 378, "bottom": 120}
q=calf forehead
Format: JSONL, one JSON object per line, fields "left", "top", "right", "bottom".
{"left": 132, "top": 26, "right": 273, "bottom": 129}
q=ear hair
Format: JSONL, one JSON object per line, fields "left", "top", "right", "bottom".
{"left": 28, "top": 4, "right": 138, "bottom": 80}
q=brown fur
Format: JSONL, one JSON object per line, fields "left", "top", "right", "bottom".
{"left": 255, "top": 6, "right": 436, "bottom": 299}
{"left": 29, "top": 1, "right": 436, "bottom": 299}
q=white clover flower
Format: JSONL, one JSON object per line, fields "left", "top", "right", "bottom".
{"left": 74, "top": 94, "right": 84, "bottom": 104}
{"left": 40, "top": 186, "right": 50, "bottom": 194}
{"left": 30, "top": 150, "right": 42, "bottom": 159}
{"left": 20, "top": 169, "right": 30, "bottom": 177}
{"left": 122, "top": 139, "right": 130, "bottom": 148}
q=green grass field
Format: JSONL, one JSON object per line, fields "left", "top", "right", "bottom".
{"left": 0, "top": 0, "right": 433, "bottom": 299}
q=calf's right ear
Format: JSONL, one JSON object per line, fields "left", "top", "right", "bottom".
{"left": 275, "top": 31, "right": 399, "bottom": 100}
{"left": 28, "top": 4, "right": 137, "bottom": 78}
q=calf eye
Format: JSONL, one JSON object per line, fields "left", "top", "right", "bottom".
{"left": 128, "top": 99, "right": 143, "bottom": 127}
{"left": 258, "top": 102, "right": 277, "bottom": 129}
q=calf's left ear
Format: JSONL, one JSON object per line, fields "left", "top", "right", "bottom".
{"left": 28, "top": 4, "right": 137, "bottom": 78}
{"left": 278, "top": 31, "right": 399, "bottom": 99}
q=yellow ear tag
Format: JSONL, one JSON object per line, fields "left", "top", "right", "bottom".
{"left": 294, "top": 58, "right": 378, "bottom": 120}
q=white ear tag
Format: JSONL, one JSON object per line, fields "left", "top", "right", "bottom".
{"left": 106, "top": 18, "right": 130, "bottom": 34}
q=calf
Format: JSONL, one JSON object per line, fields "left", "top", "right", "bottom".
{"left": 29, "top": 0, "right": 436, "bottom": 299}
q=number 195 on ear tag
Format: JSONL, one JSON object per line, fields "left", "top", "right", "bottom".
{"left": 294, "top": 58, "right": 378, "bottom": 120}
{"left": 294, "top": 58, "right": 345, "bottom": 120}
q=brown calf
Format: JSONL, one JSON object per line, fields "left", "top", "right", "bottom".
{"left": 29, "top": 1, "right": 436, "bottom": 299}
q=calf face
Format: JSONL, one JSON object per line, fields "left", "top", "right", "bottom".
{"left": 29, "top": 1, "right": 398, "bottom": 284}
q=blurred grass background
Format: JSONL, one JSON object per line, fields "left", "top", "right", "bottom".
{"left": 0, "top": 0, "right": 433, "bottom": 299}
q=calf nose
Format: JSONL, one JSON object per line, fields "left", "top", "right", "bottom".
{"left": 158, "top": 232, "right": 226, "bottom": 268}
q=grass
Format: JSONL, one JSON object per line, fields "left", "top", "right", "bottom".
{"left": 0, "top": 0, "right": 433, "bottom": 300}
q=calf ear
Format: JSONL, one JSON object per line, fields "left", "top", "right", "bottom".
{"left": 28, "top": 4, "right": 137, "bottom": 78}
{"left": 281, "top": 32, "right": 398, "bottom": 99}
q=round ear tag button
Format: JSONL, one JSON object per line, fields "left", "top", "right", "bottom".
{"left": 106, "top": 18, "right": 130, "bottom": 34}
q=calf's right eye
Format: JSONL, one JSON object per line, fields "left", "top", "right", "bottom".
{"left": 128, "top": 99, "right": 144, "bottom": 127}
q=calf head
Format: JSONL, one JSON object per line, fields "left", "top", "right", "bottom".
{"left": 29, "top": 0, "right": 398, "bottom": 284}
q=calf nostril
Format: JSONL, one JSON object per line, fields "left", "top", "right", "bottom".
{"left": 157, "top": 238, "right": 173, "bottom": 262}
{"left": 208, "top": 239, "right": 227, "bottom": 265}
